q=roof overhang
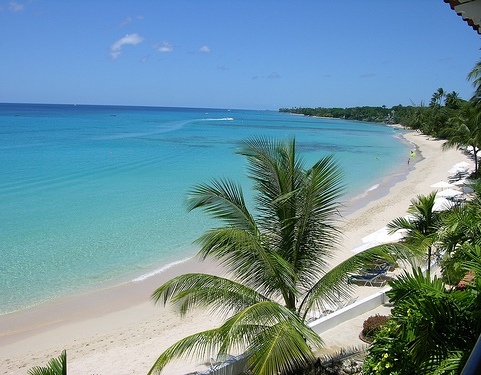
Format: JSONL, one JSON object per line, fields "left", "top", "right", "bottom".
{"left": 445, "top": 0, "right": 481, "bottom": 34}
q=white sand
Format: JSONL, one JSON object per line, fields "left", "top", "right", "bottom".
{"left": 0, "top": 131, "right": 473, "bottom": 375}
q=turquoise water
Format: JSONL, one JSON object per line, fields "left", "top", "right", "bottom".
{"left": 0, "top": 104, "right": 408, "bottom": 314}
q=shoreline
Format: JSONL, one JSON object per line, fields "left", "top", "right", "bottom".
{"left": 0, "top": 131, "right": 473, "bottom": 374}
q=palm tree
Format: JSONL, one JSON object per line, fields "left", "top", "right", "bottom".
{"left": 430, "top": 87, "right": 446, "bottom": 109}
{"left": 437, "top": 191, "right": 481, "bottom": 286}
{"left": 28, "top": 350, "right": 67, "bottom": 375}
{"left": 148, "top": 138, "right": 396, "bottom": 375}
{"left": 387, "top": 192, "right": 443, "bottom": 273}
{"left": 467, "top": 59, "right": 481, "bottom": 105}
{"left": 443, "top": 102, "right": 481, "bottom": 176}
{"left": 444, "top": 91, "right": 461, "bottom": 110}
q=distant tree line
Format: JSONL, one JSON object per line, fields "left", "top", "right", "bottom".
{"left": 279, "top": 88, "right": 468, "bottom": 138}
{"left": 279, "top": 105, "right": 407, "bottom": 124}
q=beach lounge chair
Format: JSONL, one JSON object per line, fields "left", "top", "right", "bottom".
{"left": 348, "top": 270, "right": 388, "bottom": 287}
{"left": 372, "top": 261, "right": 391, "bottom": 271}
{"left": 362, "top": 262, "right": 390, "bottom": 274}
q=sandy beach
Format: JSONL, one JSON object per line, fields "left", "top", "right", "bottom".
{"left": 0, "top": 131, "right": 473, "bottom": 375}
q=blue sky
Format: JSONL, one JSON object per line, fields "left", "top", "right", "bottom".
{"left": 1, "top": 1, "right": 480, "bottom": 110}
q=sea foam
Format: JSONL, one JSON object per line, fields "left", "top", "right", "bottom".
{"left": 201, "top": 117, "right": 234, "bottom": 121}
{"left": 132, "top": 257, "right": 193, "bottom": 282}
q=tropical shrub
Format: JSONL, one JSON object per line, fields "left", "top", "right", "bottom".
{"left": 363, "top": 319, "right": 416, "bottom": 375}
{"left": 363, "top": 262, "right": 481, "bottom": 374}
{"left": 361, "top": 314, "right": 390, "bottom": 343}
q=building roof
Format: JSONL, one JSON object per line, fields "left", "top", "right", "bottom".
{"left": 445, "top": 0, "right": 481, "bottom": 34}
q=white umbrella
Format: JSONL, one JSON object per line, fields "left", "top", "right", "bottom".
{"left": 362, "top": 226, "right": 406, "bottom": 245}
{"left": 453, "top": 161, "right": 470, "bottom": 169}
{"left": 448, "top": 161, "right": 471, "bottom": 175}
{"left": 436, "top": 188, "right": 463, "bottom": 198}
{"left": 430, "top": 181, "right": 454, "bottom": 189}
{"left": 448, "top": 166, "right": 468, "bottom": 175}
{"left": 452, "top": 179, "right": 467, "bottom": 186}
{"left": 433, "top": 197, "right": 454, "bottom": 212}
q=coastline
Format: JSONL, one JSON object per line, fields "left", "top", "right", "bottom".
{"left": 0, "top": 131, "right": 473, "bottom": 374}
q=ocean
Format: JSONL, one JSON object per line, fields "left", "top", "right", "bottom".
{"left": 0, "top": 103, "right": 409, "bottom": 315}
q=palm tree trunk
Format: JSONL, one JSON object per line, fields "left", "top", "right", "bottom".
{"left": 427, "top": 246, "right": 432, "bottom": 273}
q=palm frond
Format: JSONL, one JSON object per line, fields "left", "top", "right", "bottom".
{"left": 461, "top": 244, "right": 481, "bottom": 285}
{"left": 290, "top": 155, "right": 345, "bottom": 275}
{"left": 148, "top": 301, "right": 322, "bottom": 375}
{"left": 387, "top": 216, "right": 416, "bottom": 232}
{"left": 151, "top": 273, "right": 268, "bottom": 317}
{"left": 187, "top": 178, "right": 256, "bottom": 232}
{"left": 147, "top": 327, "right": 226, "bottom": 375}
{"left": 194, "top": 227, "right": 297, "bottom": 301}
{"left": 298, "top": 244, "right": 401, "bottom": 318}
{"left": 248, "top": 320, "right": 318, "bottom": 375}
{"left": 27, "top": 350, "right": 67, "bottom": 375}
{"left": 238, "top": 137, "right": 301, "bottom": 206}
{"left": 432, "top": 351, "right": 466, "bottom": 375}
{"left": 227, "top": 302, "right": 323, "bottom": 375}
{"left": 387, "top": 268, "right": 445, "bottom": 306}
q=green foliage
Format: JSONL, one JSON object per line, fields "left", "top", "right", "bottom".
{"left": 27, "top": 350, "right": 67, "bottom": 375}
{"left": 441, "top": 251, "right": 472, "bottom": 287}
{"left": 149, "top": 138, "right": 409, "bottom": 375}
{"left": 363, "top": 319, "right": 417, "bottom": 375}
{"left": 442, "top": 102, "right": 481, "bottom": 175}
{"left": 279, "top": 105, "right": 401, "bottom": 124}
{"left": 279, "top": 87, "right": 469, "bottom": 140}
{"left": 268, "top": 347, "right": 366, "bottom": 375}
{"left": 387, "top": 192, "right": 443, "bottom": 272}
{"left": 364, "top": 262, "right": 481, "bottom": 374}
{"left": 362, "top": 314, "right": 391, "bottom": 342}
{"left": 438, "top": 197, "right": 481, "bottom": 286}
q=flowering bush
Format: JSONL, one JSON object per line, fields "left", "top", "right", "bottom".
{"left": 362, "top": 319, "right": 416, "bottom": 375}
{"left": 361, "top": 314, "right": 390, "bottom": 342}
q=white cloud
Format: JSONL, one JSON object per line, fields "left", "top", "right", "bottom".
{"left": 120, "top": 16, "right": 132, "bottom": 27}
{"left": 9, "top": 1, "right": 24, "bottom": 12}
{"left": 155, "top": 41, "right": 173, "bottom": 53}
{"left": 110, "top": 33, "right": 144, "bottom": 60}
{"left": 199, "top": 45, "right": 211, "bottom": 54}
{"left": 120, "top": 15, "right": 144, "bottom": 27}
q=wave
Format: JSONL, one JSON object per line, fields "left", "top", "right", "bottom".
{"left": 201, "top": 117, "right": 234, "bottom": 121}
{"left": 350, "top": 183, "right": 380, "bottom": 202}
{"left": 131, "top": 257, "right": 193, "bottom": 282}
{"left": 96, "top": 120, "right": 193, "bottom": 140}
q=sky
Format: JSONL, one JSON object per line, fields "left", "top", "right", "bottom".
{"left": 1, "top": 1, "right": 480, "bottom": 110}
